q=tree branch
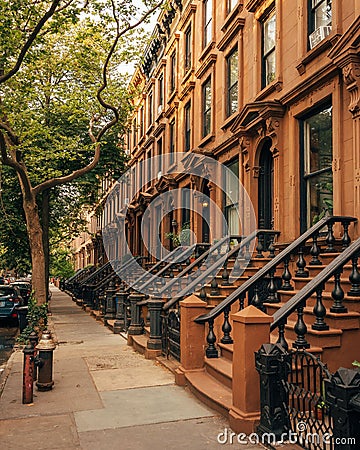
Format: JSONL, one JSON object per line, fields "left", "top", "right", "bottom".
{"left": 0, "top": 1, "right": 61, "bottom": 84}
{"left": 34, "top": 0, "right": 165, "bottom": 194}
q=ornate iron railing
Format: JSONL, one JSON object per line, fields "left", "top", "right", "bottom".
{"left": 195, "top": 216, "right": 357, "bottom": 357}
{"left": 270, "top": 235, "right": 360, "bottom": 350}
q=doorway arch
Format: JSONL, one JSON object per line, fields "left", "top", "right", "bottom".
{"left": 258, "top": 139, "right": 274, "bottom": 229}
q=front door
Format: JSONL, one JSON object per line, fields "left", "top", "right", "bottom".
{"left": 258, "top": 140, "right": 274, "bottom": 230}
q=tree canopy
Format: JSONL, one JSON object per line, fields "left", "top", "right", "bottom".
{"left": 0, "top": 0, "right": 163, "bottom": 302}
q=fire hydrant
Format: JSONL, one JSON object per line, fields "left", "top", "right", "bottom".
{"left": 35, "top": 330, "right": 56, "bottom": 391}
{"left": 22, "top": 341, "right": 35, "bottom": 404}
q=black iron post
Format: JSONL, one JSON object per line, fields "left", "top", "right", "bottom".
{"left": 104, "top": 280, "right": 116, "bottom": 321}
{"left": 127, "top": 293, "right": 145, "bottom": 335}
{"left": 255, "top": 343, "right": 291, "bottom": 440}
{"left": 22, "top": 342, "right": 35, "bottom": 404}
{"left": 147, "top": 297, "right": 163, "bottom": 350}
{"left": 113, "top": 287, "right": 126, "bottom": 334}
{"left": 325, "top": 367, "right": 360, "bottom": 450}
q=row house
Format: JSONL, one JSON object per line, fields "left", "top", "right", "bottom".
{"left": 104, "top": 0, "right": 360, "bottom": 259}
{"left": 68, "top": 0, "right": 360, "bottom": 441}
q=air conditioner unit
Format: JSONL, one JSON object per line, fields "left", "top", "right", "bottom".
{"left": 309, "top": 26, "right": 331, "bottom": 49}
{"left": 125, "top": 149, "right": 130, "bottom": 155}
{"left": 157, "top": 104, "right": 163, "bottom": 114}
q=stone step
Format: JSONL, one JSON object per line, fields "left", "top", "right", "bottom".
{"left": 185, "top": 370, "right": 232, "bottom": 418}
{"left": 277, "top": 289, "right": 360, "bottom": 313}
{"left": 265, "top": 302, "right": 360, "bottom": 330}
{"left": 205, "top": 356, "right": 233, "bottom": 389}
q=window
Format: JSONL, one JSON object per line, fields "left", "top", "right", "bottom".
{"left": 184, "top": 102, "right": 191, "bottom": 151}
{"left": 170, "top": 52, "right": 176, "bottom": 93}
{"left": 308, "top": 0, "right": 332, "bottom": 48}
{"left": 301, "top": 104, "right": 333, "bottom": 229}
{"left": 158, "top": 75, "right": 164, "bottom": 112}
{"left": 185, "top": 25, "right": 192, "bottom": 71}
{"left": 224, "top": 159, "right": 239, "bottom": 235}
{"left": 169, "top": 120, "right": 175, "bottom": 165}
{"left": 227, "top": 0, "right": 237, "bottom": 14}
{"left": 146, "top": 150, "right": 152, "bottom": 186}
{"left": 182, "top": 187, "right": 191, "bottom": 226}
{"left": 204, "top": 0, "right": 212, "bottom": 48}
{"left": 262, "top": 9, "right": 276, "bottom": 88}
{"left": 132, "top": 118, "right": 137, "bottom": 147}
{"left": 139, "top": 107, "right": 144, "bottom": 137}
{"left": 157, "top": 138, "right": 162, "bottom": 176}
{"left": 202, "top": 78, "right": 212, "bottom": 137}
{"left": 148, "top": 90, "right": 153, "bottom": 126}
{"left": 226, "top": 48, "right": 238, "bottom": 117}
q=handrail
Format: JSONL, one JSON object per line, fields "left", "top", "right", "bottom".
{"left": 88, "top": 257, "right": 141, "bottom": 292}
{"left": 195, "top": 216, "right": 357, "bottom": 324}
{"left": 128, "top": 243, "right": 198, "bottom": 293}
{"left": 271, "top": 235, "right": 360, "bottom": 331}
{"left": 156, "top": 235, "right": 241, "bottom": 297}
{"left": 124, "top": 245, "right": 191, "bottom": 292}
{"left": 163, "top": 229, "right": 279, "bottom": 312}
{"left": 79, "top": 261, "right": 113, "bottom": 286}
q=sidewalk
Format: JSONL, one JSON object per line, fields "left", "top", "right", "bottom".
{"left": 0, "top": 287, "right": 256, "bottom": 450}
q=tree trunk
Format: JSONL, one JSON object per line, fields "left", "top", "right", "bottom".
{"left": 22, "top": 192, "right": 47, "bottom": 305}
{"left": 41, "top": 189, "right": 50, "bottom": 302}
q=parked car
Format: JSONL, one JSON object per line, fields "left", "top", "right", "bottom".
{"left": 10, "top": 281, "right": 31, "bottom": 305}
{"left": 0, "top": 286, "right": 24, "bottom": 323}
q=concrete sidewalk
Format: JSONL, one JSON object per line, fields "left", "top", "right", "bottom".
{"left": 0, "top": 287, "right": 258, "bottom": 450}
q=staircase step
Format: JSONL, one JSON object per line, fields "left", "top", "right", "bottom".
{"left": 283, "top": 319, "right": 342, "bottom": 349}
{"left": 185, "top": 370, "right": 232, "bottom": 417}
{"left": 277, "top": 289, "right": 360, "bottom": 312}
{"left": 218, "top": 342, "right": 233, "bottom": 362}
{"left": 131, "top": 334, "right": 148, "bottom": 355}
{"left": 205, "top": 357, "right": 232, "bottom": 389}
{"left": 266, "top": 302, "right": 360, "bottom": 330}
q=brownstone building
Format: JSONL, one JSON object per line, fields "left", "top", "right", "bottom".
{"left": 99, "top": 0, "right": 358, "bottom": 257}
{"left": 70, "top": 0, "right": 360, "bottom": 438}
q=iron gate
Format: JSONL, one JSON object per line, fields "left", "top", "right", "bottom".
{"left": 161, "top": 309, "right": 180, "bottom": 360}
{"left": 284, "top": 350, "right": 334, "bottom": 450}
{"left": 256, "top": 344, "right": 336, "bottom": 450}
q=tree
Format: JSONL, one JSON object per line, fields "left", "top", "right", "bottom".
{"left": 0, "top": 0, "right": 163, "bottom": 304}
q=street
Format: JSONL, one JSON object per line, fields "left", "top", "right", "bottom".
{"left": 0, "top": 323, "right": 18, "bottom": 370}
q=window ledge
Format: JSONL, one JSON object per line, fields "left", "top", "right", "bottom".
{"left": 255, "top": 77, "right": 283, "bottom": 101}
{"left": 167, "top": 89, "right": 178, "bottom": 104}
{"left": 198, "top": 133, "right": 215, "bottom": 148}
{"left": 221, "top": 112, "right": 239, "bottom": 130}
{"left": 182, "top": 67, "right": 194, "bottom": 85}
{"left": 222, "top": 3, "right": 244, "bottom": 32}
{"left": 146, "top": 124, "right": 154, "bottom": 136}
{"left": 199, "top": 41, "right": 216, "bottom": 62}
{"left": 296, "top": 33, "right": 341, "bottom": 75}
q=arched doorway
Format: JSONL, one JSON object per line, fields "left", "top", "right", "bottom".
{"left": 258, "top": 139, "right": 274, "bottom": 230}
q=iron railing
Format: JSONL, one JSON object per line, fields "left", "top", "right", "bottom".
{"left": 195, "top": 216, "right": 357, "bottom": 357}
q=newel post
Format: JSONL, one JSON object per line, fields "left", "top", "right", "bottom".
{"left": 229, "top": 305, "right": 272, "bottom": 434}
{"left": 175, "top": 295, "right": 208, "bottom": 386}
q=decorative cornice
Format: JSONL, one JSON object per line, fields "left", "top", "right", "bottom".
{"left": 153, "top": 122, "right": 166, "bottom": 138}
{"left": 195, "top": 54, "right": 217, "bottom": 79}
{"left": 217, "top": 18, "right": 245, "bottom": 51}
{"left": 222, "top": 2, "right": 244, "bottom": 32}
{"left": 279, "top": 62, "right": 338, "bottom": 106}
{"left": 231, "top": 100, "right": 285, "bottom": 134}
{"left": 245, "top": 0, "right": 275, "bottom": 16}
{"left": 178, "top": 81, "right": 195, "bottom": 101}
{"left": 178, "top": 3, "right": 197, "bottom": 31}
